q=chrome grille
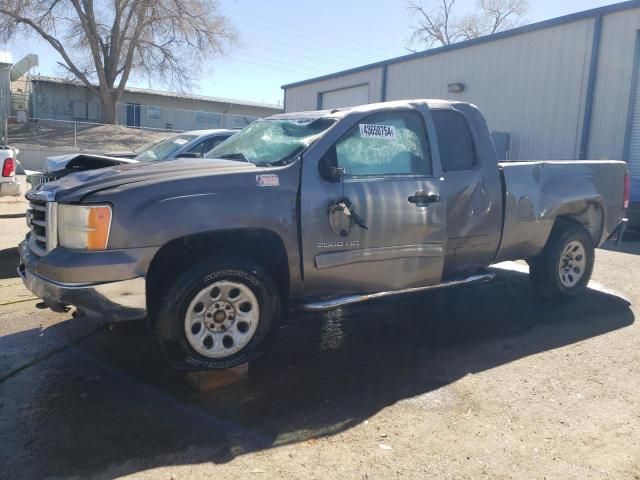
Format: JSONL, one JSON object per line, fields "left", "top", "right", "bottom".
{"left": 27, "top": 199, "right": 47, "bottom": 256}
{"left": 26, "top": 172, "right": 65, "bottom": 189}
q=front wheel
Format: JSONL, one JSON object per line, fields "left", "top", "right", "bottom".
{"left": 528, "top": 221, "right": 595, "bottom": 300}
{"left": 152, "top": 256, "right": 280, "bottom": 371}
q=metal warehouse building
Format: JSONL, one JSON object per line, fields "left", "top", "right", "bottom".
{"left": 282, "top": 0, "right": 640, "bottom": 185}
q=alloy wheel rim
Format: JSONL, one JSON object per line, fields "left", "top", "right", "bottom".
{"left": 184, "top": 280, "right": 260, "bottom": 359}
{"left": 558, "top": 240, "right": 587, "bottom": 288}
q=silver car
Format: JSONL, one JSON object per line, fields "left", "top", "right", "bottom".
{"left": 46, "top": 129, "right": 237, "bottom": 172}
{"left": 26, "top": 129, "right": 238, "bottom": 188}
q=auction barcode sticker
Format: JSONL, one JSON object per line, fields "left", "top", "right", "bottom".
{"left": 359, "top": 124, "right": 396, "bottom": 139}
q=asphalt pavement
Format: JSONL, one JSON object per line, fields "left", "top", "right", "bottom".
{"left": 1, "top": 190, "right": 639, "bottom": 479}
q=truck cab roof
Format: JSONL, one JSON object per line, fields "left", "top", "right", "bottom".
{"left": 268, "top": 99, "right": 476, "bottom": 122}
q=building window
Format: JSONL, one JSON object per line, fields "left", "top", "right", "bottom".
{"left": 147, "top": 105, "right": 162, "bottom": 121}
{"left": 72, "top": 100, "right": 87, "bottom": 119}
{"left": 195, "top": 111, "right": 222, "bottom": 127}
{"left": 88, "top": 102, "right": 100, "bottom": 121}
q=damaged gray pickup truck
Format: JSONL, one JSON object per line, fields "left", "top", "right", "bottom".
{"left": 19, "top": 100, "right": 629, "bottom": 371}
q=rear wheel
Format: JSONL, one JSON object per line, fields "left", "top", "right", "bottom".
{"left": 153, "top": 256, "right": 280, "bottom": 371}
{"left": 528, "top": 221, "right": 594, "bottom": 300}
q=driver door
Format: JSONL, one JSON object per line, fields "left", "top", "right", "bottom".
{"left": 300, "top": 109, "right": 446, "bottom": 298}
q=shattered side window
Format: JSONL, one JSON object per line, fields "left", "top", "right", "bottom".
{"left": 334, "top": 111, "right": 431, "bottom": 176}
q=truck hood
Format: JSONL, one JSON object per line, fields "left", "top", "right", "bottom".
{"left": 45, "top": 153, "right": 138, "bottom": 173}
{"left": 37, "top": 157, "right": 257, "bottom": 202}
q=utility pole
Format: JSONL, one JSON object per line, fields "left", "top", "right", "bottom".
{"left": 0, "top": 88, "right": 7, "bottom": 145}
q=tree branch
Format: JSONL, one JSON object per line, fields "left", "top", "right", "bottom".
{"left": 0, "top": 6, "right": 99, "bottom": 97}
{"left": 115, "top": 0, "right": 151, "bottom": 98}
{"left": 0, "top": 0, "right": 237, "bottom": 123}
{"left": 406, "top": 0, "right": 528, "bottom": 49}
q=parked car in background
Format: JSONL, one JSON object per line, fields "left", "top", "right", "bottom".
{"left": 19, "top": 100, "right": 628, "bottom": 371}
{"left": 28, "top": 129, "right": 238, "bottom": 188}
{"left": 101, "top": 139, "right": 169, "bottom": 159}
{"left": 0, "top": 145, "right": 20, "bottom": 196}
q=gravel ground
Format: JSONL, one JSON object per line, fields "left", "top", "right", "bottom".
{"left": 0, "top": 195, "right": 639, "bottom": 479}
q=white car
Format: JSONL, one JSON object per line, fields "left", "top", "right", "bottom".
{"left": 44, "top": 129, "right": 238, "bottom": 172}
{"left": 0, "top": 145, "right": 20, "bottom": 196}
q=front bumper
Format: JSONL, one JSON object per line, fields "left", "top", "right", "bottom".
{"left": 18, "top": 246, "right": 148, "bottom": 323}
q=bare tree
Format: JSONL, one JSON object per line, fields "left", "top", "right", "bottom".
{"left": 407, "top": 0, "right": 528, "bottom": 50}
{"left": 0, "top": 0, "right": 237, "bottom": 124}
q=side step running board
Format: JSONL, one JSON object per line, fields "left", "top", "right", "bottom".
{"left": 298, "top": 271, "right": 495, "bottom": 312}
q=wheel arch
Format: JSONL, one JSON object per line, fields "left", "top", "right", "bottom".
{"left": 146, "top": 228, "right": 290, "bottom": 315}
{"left": 552, "top": 199, "right": 605, "bottom": 246}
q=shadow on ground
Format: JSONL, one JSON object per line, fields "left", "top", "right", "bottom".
{"left": 601, "top": 228, "right": 640, "bottom": 255}
{"left": 0, "top": 213, "right": 25, "bottom": 220}
{"left": 0, "top": 268, "right": 634, "bottom": 478}
{"left": 0, "top": 247, "right": 19, "bottom": 280}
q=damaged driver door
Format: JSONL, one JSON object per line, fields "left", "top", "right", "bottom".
{"left": 300, "top": 108, "right": 446, "bottom": 298}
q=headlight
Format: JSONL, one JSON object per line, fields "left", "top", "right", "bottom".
{"left": 58, "top": 204, "right": 112, "bottom": 250}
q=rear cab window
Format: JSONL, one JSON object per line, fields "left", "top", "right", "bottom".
{"left": 431, "top": 109, "right": 476, "bottom": 172}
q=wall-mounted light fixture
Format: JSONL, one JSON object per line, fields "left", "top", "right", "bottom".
{"left": 448, "top": 82, "right": 465, "bottom": 93}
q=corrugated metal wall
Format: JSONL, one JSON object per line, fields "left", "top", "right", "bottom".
{"left": 627, "top": 69, "right": 640, "bottom": 176}
{"left": 385, "top": 19, "right": 594, "bottom": 160}
{"left": 284, "top": 67, "right": 384, "bottom": 112}
{"left": 588, "top": 8, "right": 640, "bottom": 159}
{"left": 283, "top": 6, "right": 640, "bottom": 163}
{"left": 284, "top": 19, "right": 598, "bottom": 160}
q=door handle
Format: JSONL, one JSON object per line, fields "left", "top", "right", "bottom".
{"left": 408, "top": 192, "right": 440, "bottom": 206}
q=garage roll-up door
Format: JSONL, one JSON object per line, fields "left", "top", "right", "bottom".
{"left": 321, "top": 84, "right": 370, "bottom": 110}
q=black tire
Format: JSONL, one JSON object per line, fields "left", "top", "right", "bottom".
{"left": 152, "top": 255, "right": 280, "bottom": 371}
{"left": 528, "top": 220, "right": 595, "bottom": 301}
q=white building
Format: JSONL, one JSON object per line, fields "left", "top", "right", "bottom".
{"left": 28, "top": 75, "right": 282, "bottom": 130}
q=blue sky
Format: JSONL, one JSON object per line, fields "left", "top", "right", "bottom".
{"left": 6, "top": 0, "right": 617, "bottom": 106}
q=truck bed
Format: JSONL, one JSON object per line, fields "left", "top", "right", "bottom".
{"left": 495, "top": 160, "right": 627, "bottom": 262}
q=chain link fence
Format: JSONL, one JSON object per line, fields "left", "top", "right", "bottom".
{"left": 5, "top": 84, "right": 278, "bottom": 170}
{"left": 6, "top": 104, "right": 270, "bottom": 171}
{"left": 7, "top": 116, "right": 181, "bottom": 170}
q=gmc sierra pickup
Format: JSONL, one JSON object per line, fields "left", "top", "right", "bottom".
{"left": 18, "top": 100, "right": 629, "bottom": 371}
